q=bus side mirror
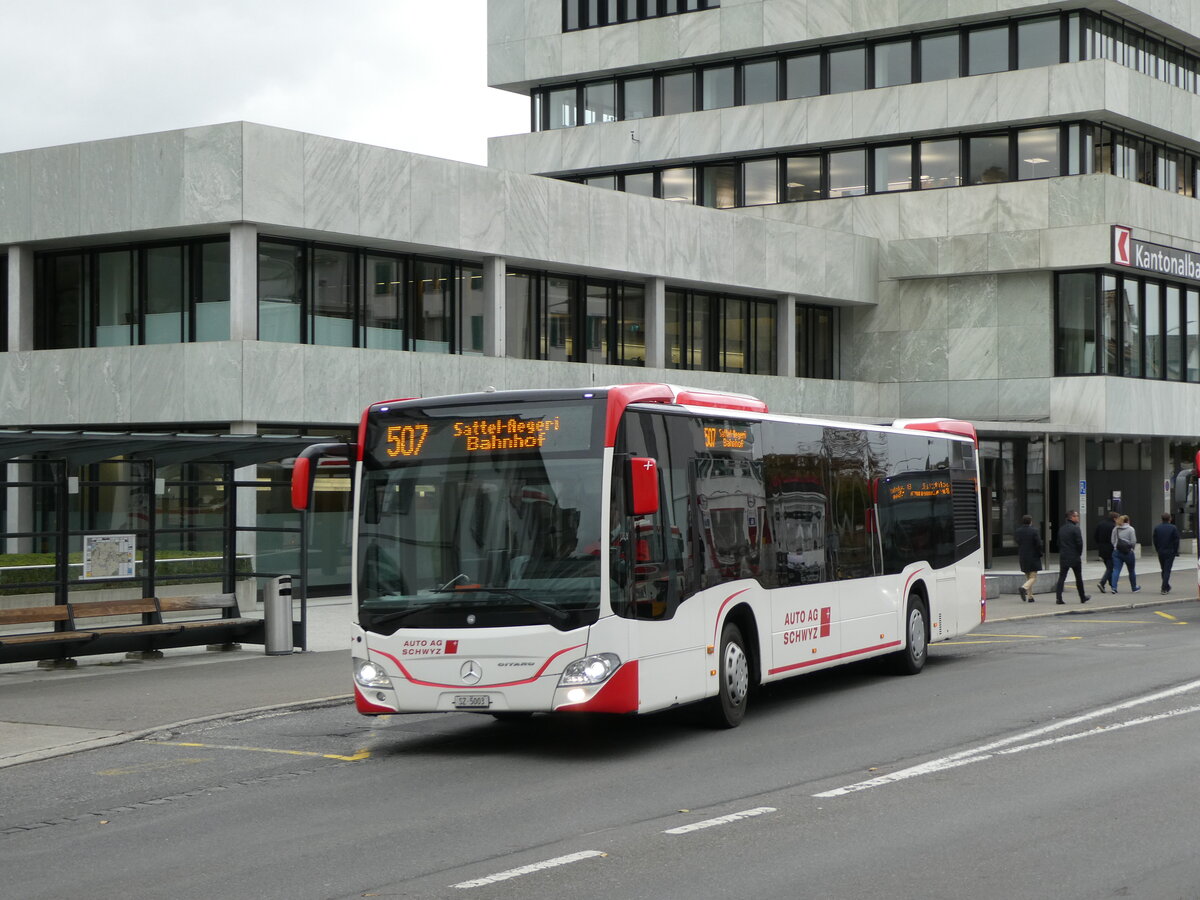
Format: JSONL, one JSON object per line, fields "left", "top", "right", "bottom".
{"left": 291, "top": 442, "right": 355, "bottom": 511}
{"left": 292, "top": 457, "right": 313, "bottom": 511}
{"left": 629, "top": 457, "right": 659, "bottom": 516}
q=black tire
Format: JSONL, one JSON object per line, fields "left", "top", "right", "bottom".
{"left": 893, "top": 594, "right": 929, "bottom": 675}
{"left": 705, "top": 621, "right": 751, "bottom": 728}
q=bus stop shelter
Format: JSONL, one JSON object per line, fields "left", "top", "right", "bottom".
{"left": 0, "top": 429, "right": 336, "bottom": 647}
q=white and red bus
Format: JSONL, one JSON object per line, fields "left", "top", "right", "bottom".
{"left": 293, "top": 384, "right": 985, "bottom": 727}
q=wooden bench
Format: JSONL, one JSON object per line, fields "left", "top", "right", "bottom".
{"left": 0, "top": 605, "right": 97, "bottom": 664}
{"left": 0, "top": 593, "right": 267, "bottom": 665}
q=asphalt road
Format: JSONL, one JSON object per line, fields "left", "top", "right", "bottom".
{"left": 5, "top": 601, "right": 1200, "bottom": 899}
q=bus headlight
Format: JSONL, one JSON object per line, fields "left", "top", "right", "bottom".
{"left": 559, "top": 653, "right": 621, "bottom": 686}
{"left": 355, "top": 659, "right": 393, "bottom": 689}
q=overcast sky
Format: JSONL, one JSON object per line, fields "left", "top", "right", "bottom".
{"left": 0, "top": 0, "right": 528, "bottom": 165}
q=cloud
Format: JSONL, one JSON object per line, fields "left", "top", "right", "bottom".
{"left": 0, "top": 0, "right": 526, "bottom": 163}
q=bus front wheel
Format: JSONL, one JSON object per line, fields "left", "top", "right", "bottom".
{"left": 706, "top": 621, "right": 750, "bottom": 728}
{"left": 894, "top": 594, "right": 929, "bottom": 675}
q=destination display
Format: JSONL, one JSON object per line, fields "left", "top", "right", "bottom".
{"left": 702, "top": 422, "right": 751, "bottom": 450}
{"left": 887, "top": 477, "right": 952, "bottom": 502}
{"left": 368, "top": 402, "right": 595, "bottom": 464}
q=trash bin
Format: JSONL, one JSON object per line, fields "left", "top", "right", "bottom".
{"left": 264, "top": 575, "right": 293, "bottom": 655}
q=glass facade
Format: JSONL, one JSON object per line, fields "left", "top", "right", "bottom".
{"left": 1056, "top": 271, "right": 1200, "bottom": 382}
{"left": 257, "top": 240, "right": 479, "bottom": 352}
{"left": 563, "top": 0, "right": 718, "bottom": 32}
{"left": 535, "top": 11, "right": 1088, "bottom": 131}
{"left": 568, "top": 119, "right": 1200, "bottom": 207}
{"left": 35, "top": 239, "right": 230, "bottom": 350}
{"left": 506, "top": 269, "right": 646, "bottom": 367}
{"left": 538, "top": 11, "right": 1200, "bottom": 133}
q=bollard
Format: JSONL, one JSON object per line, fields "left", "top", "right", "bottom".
{"left": 264, "top": 575, "right": 294, "bottom": 655}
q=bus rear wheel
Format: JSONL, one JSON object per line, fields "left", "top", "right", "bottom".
{"left": 705, "top": 621, "right": 750, "bottom": 728}
{"left": 893, "top": 594, "right": 929, "bottom": 675}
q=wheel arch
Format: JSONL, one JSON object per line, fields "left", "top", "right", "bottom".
{"left": 905, "top": 578, "right": 931, "bottom": 646}
{"left": 719, "top": 602, "right": 761, "bottom": 689}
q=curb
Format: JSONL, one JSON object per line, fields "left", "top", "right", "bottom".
{"left": 987, "top": 594, "right": 1195, "bottom": 622}
{"left": 0, "top": 694, "right": 353, "bottom": 770}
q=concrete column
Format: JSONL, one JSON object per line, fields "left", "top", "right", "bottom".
{"left": 1154, "top": 437, "right": 1172, "bottom": 517}
{"left": 229, "top": 223, "right": 259, "bottom": 342}
{"left": 644, "top": 277, "right": 666, "bottom": 370}
{"left": 482, "top": 255, "right": 505, "bottom": 358}
{"left": 1064, "top": 435, "right": 1088, "bottom": 555}
{"left": 7, "top": 245, "right": 35, "bottom": 351}
{"left": 777, "top": 294, "right": 797, "bottom": 377}
{"left": 231, "top": 421, "right": 259, "bottom": 574}
{"left": 6, "top": 460, "right": 34, "bottom": 554}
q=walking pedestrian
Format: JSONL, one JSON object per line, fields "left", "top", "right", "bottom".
{"left": 1093, "top": 510, "right": 1118, "bottom": 594}
{"left": 1109, "top": 514, "right": 1140, "bottom": 594}
{"left": 1151, "top": 512, "right": 1180, "bottom": 594}
{"left": 1054, "top": 509, "right": 1090, "bottom": 605}
{"left": 1014, "top": 515, "right": 1042, "bottom": 602}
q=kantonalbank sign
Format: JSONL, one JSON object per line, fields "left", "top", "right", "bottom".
{"left": 1113, "top": 225, "right": 1200, "bottom": 283}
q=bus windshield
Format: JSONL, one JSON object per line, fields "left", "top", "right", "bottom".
{"left": 357, "top": 400, "right": 605, "bottom": 632}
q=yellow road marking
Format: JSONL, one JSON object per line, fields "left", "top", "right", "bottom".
{"left": 1156, "top": 611, "right": 1178, "bottom": 621}
{"left": 98, "top": 758, "right": 210, "bottom": 776}
{"left": 142, "top": 740, "right": 370, "bottom": 762}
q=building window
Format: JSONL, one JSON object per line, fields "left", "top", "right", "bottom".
{"left": 920, "top": 139, "right": 961, "bottom": 188}
{"left": 1059, "top": 271, "right": 1200, "bottom": 382}
{"left": 35, "top": 239, "right": 230, "bottom": 350}
{"left": 258, "top": 240, "right": 476, "bottom": 353}
{"left": 0, "top": 254, "right": 7, "bottom": 351}
{"left": 873, "top": 145, "right": 913, "bottom": 192}
{"left": 784, "top": 53, "right": 821, "bottom": 99}
{"left": 967, "top": 25, "right": 1010, "bottom": 75}
{"left": 967, "top": 134, "right": 1009, "bottom": 184}
{"left": 797, "top": 306, "right": 837, "bottom": 379}
{"left": 785, "top": 155, "right": 822, "bottom": 202}
{"left": 1055, "top": 272, "right": 1097, "bottom": 374}
{"left": 701, "top": 164, "right": 737, "bottom": 208}
{"left": 701, "top": 66, "right": 735, "bottom": 110}
{"left": 661, "top": 166, "right": 695, "bottom": 203}
{"left": 506, "top": 269, "right": 646, "bottom": 366}
{"left": 661, "top": 71, "right": 695, "bottom": 115}
{"left": 743, "top": 158, "right": 779, "bottom": 206}
{"left": 623, "top": 77, "right": 654, "bottom": 120}
{"left": 1017, "top": 127, "right": 1061, "bottom": 179}
{"left": 828, "top": 149, "right": 866, "bottom": 197}
{"left": 1018, "top": 16, "right": 1062, "bottom": 69}
{"left": 828, "top": 46, "right": 866, "bottom": 94}
{"left": 742, "top": 59, "right": 778, "bottom": 104}
{"left": 873, "top": 39, "right": 913, "bottom": 88}
{"left": 584, "top": 81, "right": 617, "bottom": 125}
{"left": 920, "top": 32, "right": 960, "bottom": 81}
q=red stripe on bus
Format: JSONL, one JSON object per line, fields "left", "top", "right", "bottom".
{"left": 372, "top": 643, "right": 586, "bottom": 689}
{"left": 711, "top": 588, "right": 751, "bottom": 645}
{"left": 767, "top": 641, "right": 902, "bottom": 676}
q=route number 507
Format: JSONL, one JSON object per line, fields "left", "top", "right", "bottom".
{"left": 386, "top": 424, "right": 429, "bottom": 457}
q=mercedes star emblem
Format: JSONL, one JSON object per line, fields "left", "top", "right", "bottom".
{"left": 460, "top": 660, "right": 483, "bottom": 684}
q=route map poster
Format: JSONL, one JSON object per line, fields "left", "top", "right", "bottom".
{"left": 82, "top": 534, "right": 135, "bottom": 579}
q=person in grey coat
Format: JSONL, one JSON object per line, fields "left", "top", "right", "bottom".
{"left": 1054, "top": 509, "right": 1090, "bottom": 605}
{"left": 1110, "top": 514, "right": 1140, "bottom": 594}
{"left": 1014, "top": 515, "right": 1042, "bottom": 602}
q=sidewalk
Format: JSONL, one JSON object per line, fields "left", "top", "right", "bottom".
{"left": 1, "top": 559, "right": 1195, "bottom": 769}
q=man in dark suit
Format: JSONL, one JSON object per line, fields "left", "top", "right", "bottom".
{"left": 1093, "top": 510, "right": 1118, "bottom": 594}
{"left": 1054, "top": 509, "right": 1090, "bottom": 605}
{"left": 1152, "top": 512, "right": 1181, "bottom": 594}
{"left": 1014, "top": 515, "right": 1042, "bottom": 602}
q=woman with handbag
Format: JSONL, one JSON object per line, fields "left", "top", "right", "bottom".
{"left": 1110, "top": 515, "right": 1141, "bottom": 594}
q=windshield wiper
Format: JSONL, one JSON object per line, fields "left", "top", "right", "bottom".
{"left": 367, "top": 601, "right": 466, "bottom": 628}
{"left": 431, "top": 586, "right": 571, "bottom": 626}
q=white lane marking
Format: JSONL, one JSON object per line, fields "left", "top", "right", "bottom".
{"left": 664, "top": 806, "right": 777, "bottom": 835}
{"left": 815, "top": 676, "right": 1200, "bottom": 798}
{"left": 452, "top": 851, "right": 606, "bottom": 889}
